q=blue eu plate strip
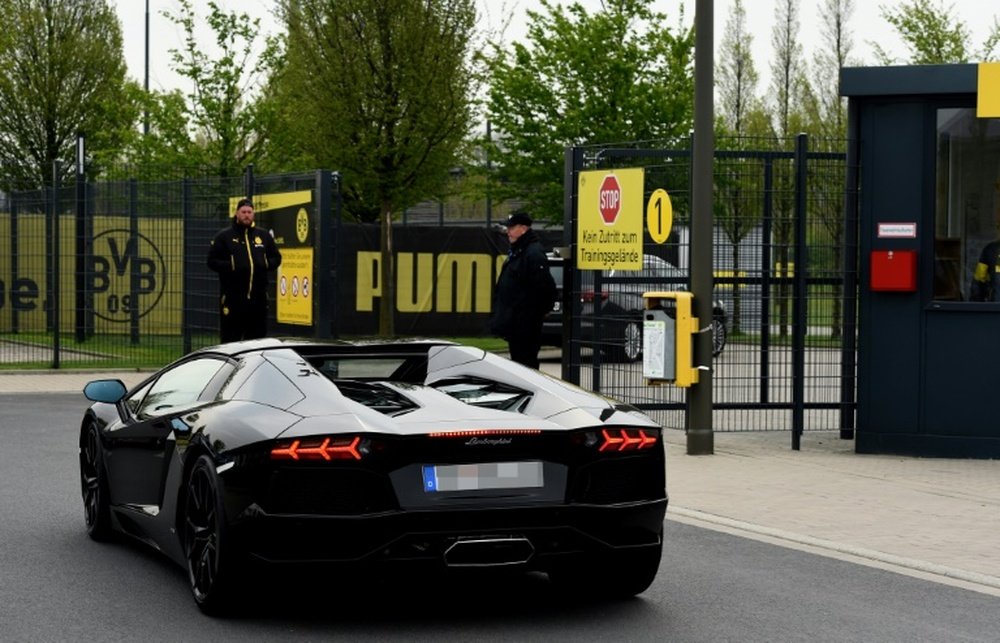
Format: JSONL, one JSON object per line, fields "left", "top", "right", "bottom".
{"left": 422, "top": 465, "right": 438, "bottom": 492}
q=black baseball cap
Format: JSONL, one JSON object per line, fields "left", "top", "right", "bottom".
{"left": 506, "top": 211, "right": 532, "bottom": 227}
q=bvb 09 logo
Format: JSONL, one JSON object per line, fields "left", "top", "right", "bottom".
{"left": 88, "top": 229, "right": 166, "bottom": 322}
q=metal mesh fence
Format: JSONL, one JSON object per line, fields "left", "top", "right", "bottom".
{"left": 0, "top": 166, "right": 327, "bottom": 369}
{"left": 1, "top": 142, "right": 860, "bottom": 436}
{"left": 562, "top": 135, "right": 858, "bottom": 433}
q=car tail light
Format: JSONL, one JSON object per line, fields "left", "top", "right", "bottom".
{"left": 270, "top": 436, "right": 368, "bottom": 461}
{"left": 599, "top": 428, "right": 658, "bottom": 452}
{"left": 575, "top": 428, "right": 660, "bottom": 453}
{"left": 580, "top": 289, "right": 608, "bottom": 303}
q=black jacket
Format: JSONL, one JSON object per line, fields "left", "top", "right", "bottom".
{"left": 207, "top": 219, "right": 282, "bottom": 305}
{"left": 490, "top": 229, "right": 557, "bottom": 340}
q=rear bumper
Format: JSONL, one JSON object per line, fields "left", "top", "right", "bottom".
{"left": 235, "top": 498, "right": 667, "bottom": 570}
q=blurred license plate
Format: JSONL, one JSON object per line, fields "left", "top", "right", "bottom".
{"left": 422, "top": 461, "right": 543, "bottom": 493}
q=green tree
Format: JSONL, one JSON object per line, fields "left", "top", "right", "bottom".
{"left": 715, "top": 0, "right": 769, "bottom": 335}
{"left": 0, "top": 0, "right": 133, "bottom": 188}
{"left": 162, "top": 0, "right": 284, "bottom": 178}
{"left": 768, "top": 0, "right": 807, "bottom": 338}
{"left": 483, "top": 0, "right": 695, "bottom": 223}
{"left": 873, "top": 0, "right": 999, "bottom": 64}
{"left": 277, "top": 0, "right": 478, "bottom": 336}
{"left": 813, "top": 0, "right": 854, "bottom": 137}
{"left": 111, "top": 87, "right": 202, "bottom": 176}
{"left": 809, "top": 0, "right": 856, "bottom": 340}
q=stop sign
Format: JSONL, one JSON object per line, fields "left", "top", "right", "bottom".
{"left": 599, "top": 174, "right": 621, "bottom": 224}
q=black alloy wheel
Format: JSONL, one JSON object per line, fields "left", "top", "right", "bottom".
{"left": 184, "top": 454, "right": 240, "bottom": 615}
{"left": 80, "top": 422, "right": 113, "bottom": 541}
{"left": 711, "top": 314, "right": 727, "bottom": 357}
{"left": 605, "top": 316, "right": 643, "bottom": 363}
{"left": 622, "top": 320, "right": 643, "bottom": 362}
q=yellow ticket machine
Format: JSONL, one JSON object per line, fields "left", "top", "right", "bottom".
{"left": 642, "top": 291, "right": 699, "bottom": 387}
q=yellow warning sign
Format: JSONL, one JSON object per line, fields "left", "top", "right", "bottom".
{"left": 277, "top": 247, "right": 313, "bottom": 325}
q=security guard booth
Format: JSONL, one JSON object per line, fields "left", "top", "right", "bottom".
{"left": 842, "top": 63, "right": 1000, "bottom": 457}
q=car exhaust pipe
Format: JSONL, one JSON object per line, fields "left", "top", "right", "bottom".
{"left": 443, "top": 537, "right": 535, "bottom": 567}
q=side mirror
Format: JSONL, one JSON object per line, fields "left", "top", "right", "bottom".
{"left": 83, "top": 379, "right": 127, "bottom": 404}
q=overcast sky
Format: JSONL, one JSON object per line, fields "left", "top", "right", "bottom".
{"left": 112, "top": 0, "right": 997, "bottom": 94}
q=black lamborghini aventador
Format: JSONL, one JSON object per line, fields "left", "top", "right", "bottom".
{"left": 79, "top": 338, "right": 667, "bottom": 615}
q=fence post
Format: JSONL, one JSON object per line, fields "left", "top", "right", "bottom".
{"left": 74, "top": 135, "right": 88, "bottom": 342}
{"left": 182, "top": 177, "right": 193, "bottom": 354}
{"left": 129, "top": 178, "right": 140, "bottom": 345}
{"left": 315, "top": 169, "right": 334, "bottom": 339}
{"left": 486, "top": 119, "right": 493, "bottom": 226}
{"left": 50, "top": 161, "right": 61, "bottom": 368}
{"left": 561, "top": 146, "right": 584, "bottom": 384}
{"left": 243, "top": 164, "right": 255, "bottom": 200}
{"left": 792, "top": 134, "right": 810, "bottom": 450}
{"left": 840, "top": 108, "right": 861, "bottom": 441}
{"left": 10, "top": 195, "right": 18, "bottom": 335}
{"left": 760, "top": 156, "right": 774, "bottom": 403}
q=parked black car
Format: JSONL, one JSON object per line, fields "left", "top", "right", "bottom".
{"left": 543, "top": 254, "right": 727, "bottom": 362}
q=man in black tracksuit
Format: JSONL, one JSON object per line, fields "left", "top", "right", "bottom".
{"left": 490, "top": 211, "right": 557, "bottom": 369}
{"left": 207, "top": 198, "right": 282, "bottom": 342}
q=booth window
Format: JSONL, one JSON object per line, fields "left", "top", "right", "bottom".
{"left": 934, "top": 108, "right": 1000, "bottom": 301}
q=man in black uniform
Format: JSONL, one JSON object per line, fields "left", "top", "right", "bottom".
{"left": 490, "top": 211, "right": 557, "bottom": 368}
{"left": 971, "top": 239, "right": 1000, "bottom": 301}
{"left": 207, "top": 198, "right": 282, "bottom": 342}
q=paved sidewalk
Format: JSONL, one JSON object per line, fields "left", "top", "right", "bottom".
{"left": 3, "top": 367, "right": 999, "bottom": 597}
{"left": 663, "top": 430, "right": 1000, "bottom": 597}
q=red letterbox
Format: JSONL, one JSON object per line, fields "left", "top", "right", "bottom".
{"left": 870, "top": 250, "right": 917, "bottom": 291}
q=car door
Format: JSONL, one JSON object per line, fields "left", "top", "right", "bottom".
{"left": 103, "top": 357, "right": 229, "bottom": 508}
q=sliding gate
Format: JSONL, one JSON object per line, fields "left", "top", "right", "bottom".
{"left": 559, "top": 135, "right": 859, "bottom": 436}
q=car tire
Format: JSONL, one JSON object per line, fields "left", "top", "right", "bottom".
{"left": 549, "top": 540, "right": 662, "bottom": 599}
{"left": 606, "top": 318, "right": 643, "bottom": 363}
{"left": 712, "top": 314, "right": 727, "bottom": 357}
{"left": 183, "top": 454, "right": 243, "bottom": 616}
{"left": 79, "top": 421, "right": 113, "bottom": 542}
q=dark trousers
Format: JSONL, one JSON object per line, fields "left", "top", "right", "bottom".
{"left": 219, "top": 296, "right": 268, "bottom": 343}
{"left": 508, "top": 328, "right": 542, "bottom": 369}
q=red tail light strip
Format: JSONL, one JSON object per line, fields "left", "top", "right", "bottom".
{"left": 271, "top": 436, "right": 362, "bottom": 461}
{"left": 428, "top": 429, "right": 543, "bottom": 438}
{"left": 599, "top": 428, "right": 658, "bottom": 452}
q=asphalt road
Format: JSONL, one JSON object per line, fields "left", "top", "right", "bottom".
{"left": 2, "top": 393, "right": 998, "bottom": 642}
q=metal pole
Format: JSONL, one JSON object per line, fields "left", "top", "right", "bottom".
{"left": 129, "top": 178, "right": 140, "bottom": 345}
{"left": 144, "top": 0, "right": 150, "bottom": 136}
{"left": 332, "top": 171, "right": 343, "bottom": 339}
{"left": 51, "top": 161, "right": 61, "bottom": 368}
{"left": 562, "top": 146, "right": 583, "bottom": 384}
{"left": 687, "top": 0, "right": 714, "bottom": 455}
{"left": 792, "top": 134, "right": 809, "bottom": 450}
{"left": 182, "top": 177, "right": 193, "bottom": 354}
{"left": 840, "top": 101, "right": 860, "bottom": 440}
{"left": 315, "top": 169, "right": 334, "bottom": 339}
{"left": 486, "top": 120, "right": 493, "bottom": 226}
{"left": 75, "top": 134, "right": 87, "bottom": 342}
{"left": 244, "top": 164, "right": 255, "bottom": 200}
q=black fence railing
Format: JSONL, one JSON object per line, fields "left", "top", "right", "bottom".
{"left": 0, "top": 165, "right": 332, "bottom": 369}
{"left": 1, "top": 139, "right": 861, "bottom": 438}
{"left": 560, "top": 134, "right": 858, "bottom": 435}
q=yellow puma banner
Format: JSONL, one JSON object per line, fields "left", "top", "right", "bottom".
{"left": 978, "top": 62, "right": 1000, "bottom": 118}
